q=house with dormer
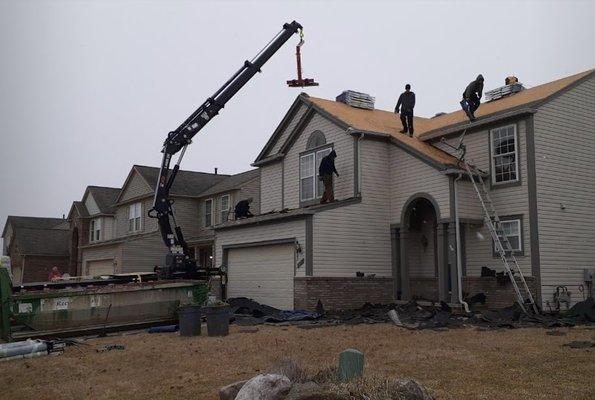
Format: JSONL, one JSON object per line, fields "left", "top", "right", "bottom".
{"left": 213, "top": 69, "right": 595, "bottom": 311}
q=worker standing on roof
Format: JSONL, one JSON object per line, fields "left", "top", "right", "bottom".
{"left": 461, "top": 74, "right": 484, "bottom": 121}
{"left": 395, "top": 84, "right": 416, "bottom": 136}
{"left": 319, "top": 150, "right": 339, "bottom": 204}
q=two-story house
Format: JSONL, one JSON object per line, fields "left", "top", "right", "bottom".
{"left": 2, "top": 216, "right": 70, "bottom": 284}
{"left": 213, "top": 69, "right": 594, "bottom": 311}
{"left": 69, "top": 165, "right": 260, "bottom": 277}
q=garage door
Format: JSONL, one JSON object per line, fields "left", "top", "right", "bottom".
{"left": 227, "top": 243, "right": 295, "bottom": 310}
{"left": 87, "top": 259, "right": 115, "bottom": 276}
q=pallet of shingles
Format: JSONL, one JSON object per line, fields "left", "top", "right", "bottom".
{"left": 336, "top": 90, "right": 375, "bottom": 110}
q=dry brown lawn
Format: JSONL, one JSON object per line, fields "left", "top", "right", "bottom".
{"left": 1, "top": 324, "right": 593, "bottom": 400}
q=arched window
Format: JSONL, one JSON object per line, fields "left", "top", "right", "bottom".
{"left": 306, "top": 130, "right": 326, "bottom": 150}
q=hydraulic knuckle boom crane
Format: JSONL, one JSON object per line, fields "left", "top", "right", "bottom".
{"left": 148, "top": 21, "right": 304, "bottom": 280}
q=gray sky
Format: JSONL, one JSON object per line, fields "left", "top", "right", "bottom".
{"left": 1, "top": 0, "right": 594, "bottom": 232}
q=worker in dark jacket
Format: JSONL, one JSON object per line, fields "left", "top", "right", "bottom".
{"left": 318, "top": 150, "right": 339, "bottom": 204}
{"left": 395, "top": 84, "right": 416, "bottom": 136}
{"left": 461, "top": 74, "right": 484, "bottom": 121}
{"left": 234, "top": 198, "right": 254, "bottom": 219}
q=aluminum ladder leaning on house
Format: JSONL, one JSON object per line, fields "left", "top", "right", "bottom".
{"left": 461, "top": 161, "right": 540, "bottom": 314}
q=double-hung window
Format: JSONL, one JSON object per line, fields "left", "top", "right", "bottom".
{"left": 300, "top": 147, "right": 333, "bottom": 201}
{"left": 490, "top": 125, "right": 519, "bottom": 185}
{"left": 220, "top": 195, "right": 230, "bottom": 223}
{"left": 128, "top": 202, "right": 142, "bottom": 232}
{"left": 89, "top": 218, "right": 101, "bottom": 242}
{"left": 494, "top": 218, "right": 522, "bottom": 254}
{"left": 204, "top": 199, "right": 213, "bottom": 227}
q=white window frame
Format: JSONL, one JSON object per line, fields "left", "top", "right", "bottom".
{"left": 220, "top": 194, "right": 230, "bottom": 223}
{"left": 495, "top": 218, "right": 522, "bottom": 253}
{"left": 204, "top": 199, "right": 213, "bottom": 227}
{"left": 128, "top": 202, "right": 142, "bottom": 233}
{"left": 299, "top": 146, "right": 333, "bottom": 202}
{"left": 490, "top": 124, "right": 519, "bottom": 185}
{"left": 89, "top": 218, "right": 101, "bottom": 242}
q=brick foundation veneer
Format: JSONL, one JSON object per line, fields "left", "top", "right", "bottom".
{"left": 294, "top": 277, "right": 394, "bottom": 311}
{"left": 463, "top": 276, "right": 538, "bottom": 309}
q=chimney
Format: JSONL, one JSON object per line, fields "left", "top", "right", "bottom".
{"left": 336, "top": 90, "right": 375, "bottom": 110}
{"left": 214, "top": 167, "right": 218, "bottom": 175}
{"left": 484, "top": 76, "right": 524, "bottom": 102}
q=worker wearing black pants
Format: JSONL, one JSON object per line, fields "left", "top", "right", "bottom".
{"left": 461, "top": 74, "right": 484, "bottom": 121}
{"left": 319, "top": 150, "right": 339, "bottom": 204}
{"left": 395, "top": 84, "right": 416, "bottom": 136}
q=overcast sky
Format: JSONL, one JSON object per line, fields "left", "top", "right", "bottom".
{"left": 1, "top": 0, "right": 594, "bottom": 232}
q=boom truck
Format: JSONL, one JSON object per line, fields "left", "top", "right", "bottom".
{"left": 147, "top": 21, "right": 311, "bottom": 280}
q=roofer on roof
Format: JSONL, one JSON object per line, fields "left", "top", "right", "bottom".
{"left": 319, "top": 150, "right": 339, "bottom": 204}
{"left": 461, "top": 74, "right": 484, "bottom": 121}
{"left": 234, "top": 198, "right": 254, "bottom": 219}
{"left": 394, "top": 84, "right": 416, "bottom": 137}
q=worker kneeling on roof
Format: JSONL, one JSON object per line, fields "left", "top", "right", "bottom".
{"left": 234, "top": 197, "right": 254, "bottom": 219}
{"left": 319, "top": 150, "right": 339, "bottom": 204}
{"left": 461, "top": 74, "right": 484, "bottom": 121}
{"left": 394, "top": 84, "right": 416, "bottom": 136}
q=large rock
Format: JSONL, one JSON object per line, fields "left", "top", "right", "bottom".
{"left": 388, "top": 379, "right": 434, "bottom": 400}
{"left": 285, "top": 382, "right": 349, "bottom": 400}
{"left": 218, "top": 379, "right": 247, "bottom": 400}
{"left": 235, "top": 374, "right": 291, "bottom": 400}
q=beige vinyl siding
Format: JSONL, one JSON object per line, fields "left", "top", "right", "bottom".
{"left": 313, "top": 139, "right": 391, "bottom": 276}
{"left": 84, "top": 194, "right": 100, "bottom": 215}
{"left": 389, "top": 146, "right": 451, "bottom": 223}
{"left": 534, "top": 75, "right": 595, "bottom": 307}
{"left": 215, "top": 219, "right": 306, "bottom": 277}
{"left": 169, "top": 197, "right": 201, "bottom": 238}
{"left": 260, "top": 162, "right": 283, "bottom": 213}
{"left": 283, "top": 114, "right": 354, "bottom": 209}
{"left": 434, "top": 120, "right": 532, "bottom": 277}
{"left": 81, "top": 244, "right": 119, "bottom": 274}
{"left": 120, "top": 171, "right": 152, "bottom": 202}
{"left": 268, "top": 104, "right": 308, "bottom": 156}
{"left": 120, "top": 233, "right": 168, "bottom": 273}
{"left": 102, "top": 217, "right": 115, "bottom": 241}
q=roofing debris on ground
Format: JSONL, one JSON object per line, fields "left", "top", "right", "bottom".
{"left": 228, "top": 296, "right": 595, "bottom": 331}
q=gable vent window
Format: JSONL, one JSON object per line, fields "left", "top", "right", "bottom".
{"left": 128, "top": 202, "right": 142, "bottom": 232}
{"left": 89, "top": 218, "right": 101, "bottom": 242}
{"left": 490, "top": 124, "right": 519, "bottom": 185}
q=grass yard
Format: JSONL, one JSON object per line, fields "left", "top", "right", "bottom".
{"left": 1, "top": 324, "right": 593, "bottom": 399}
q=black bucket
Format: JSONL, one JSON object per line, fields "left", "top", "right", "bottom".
{"left": 178, "top": 305, "right": 202, "bottom": 336}
{"left": 205, "top": 305, "right": 230, "bottom": 337}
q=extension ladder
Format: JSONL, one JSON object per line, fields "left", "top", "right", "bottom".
{"left": 462, "top": 161, "right": 539, "bottom": 314}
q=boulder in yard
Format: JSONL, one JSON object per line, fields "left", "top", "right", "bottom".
{"left": 388, "top": 379, "right": 434, "bottom": 400}
{"left": 235, "top": 374, "right": 291, "bottom": 400}
{"left": 218, "top": 379, "right": 247, "bottom": 400}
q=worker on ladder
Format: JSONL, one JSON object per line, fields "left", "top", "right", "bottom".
{"left": 461, "top": 74, "right": 484, "bottom": 121}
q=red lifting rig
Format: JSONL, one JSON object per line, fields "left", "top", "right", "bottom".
{"left": 287, "top": 29, "right": 319, "bottom": 87}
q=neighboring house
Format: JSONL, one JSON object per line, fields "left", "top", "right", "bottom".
{"left": 213, "top": 69, "right": 595, "bottom": 311}
{"left": 67, "top": 185, "right": 121, "bottom": 276}
{"left": 2, "top": 216, "right": 70, "bottom": 284}
{"left": 71, "top": 165, "right": 229, "bottom": 276}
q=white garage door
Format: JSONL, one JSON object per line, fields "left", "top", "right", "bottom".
{"left": 87, "top": 259, "right": 115, "bottom": 276}
{"left": 227, "top": 243, "right": 295, "bottom": 310}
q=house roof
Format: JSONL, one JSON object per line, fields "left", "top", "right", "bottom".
{"left": 305, "top": 96, "right": 460, "bottom": 166}
{"left": 72, "top": 201, "right": 89, "bottom": 218}
{"left": 198, "top": 169, "right": 260, "bottom": 198}
{"left": 2, "top": 216, "right": 67, "bottom": 238}
{"left": 86, "top": 186, "right": 121, "bottom": 214}
{"left": 12, "top": 227, "right": 70, "bottom": 256}
{"left": 418, "top": 69, "right": 594, "bottom": 140}
{"left": 134, "top": 165, "right": 230, "bottom": 197}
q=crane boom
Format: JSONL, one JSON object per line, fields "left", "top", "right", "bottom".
{"left": 148, "top": 21, "right": 303, "bottom": 279}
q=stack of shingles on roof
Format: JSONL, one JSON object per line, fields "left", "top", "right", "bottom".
{"left": 134, "top": 165, "right": 230, "bottom": 197}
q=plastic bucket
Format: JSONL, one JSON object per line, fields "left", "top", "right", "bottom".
{"left": 205, "top": 306, "right": 230, "bottom": 337}
{"left": 178, "top": 305, "right": 202, "bottom": 336}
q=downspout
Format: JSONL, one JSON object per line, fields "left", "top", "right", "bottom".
{"left": 454, "top": 173, "right": 470, "bottom": 313}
